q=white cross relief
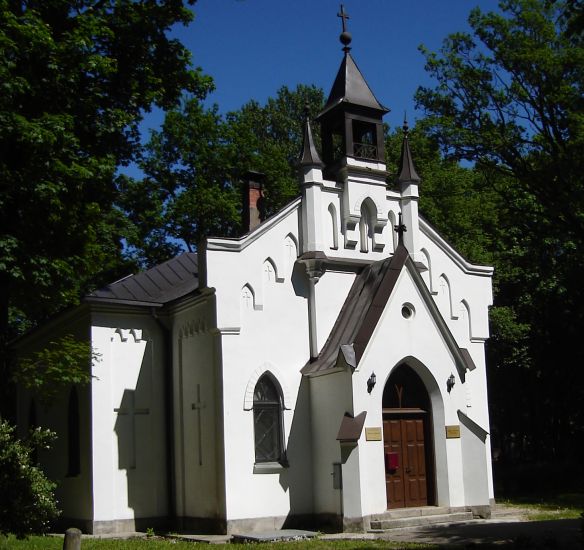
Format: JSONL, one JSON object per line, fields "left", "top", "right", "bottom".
{"left": 440, "top": 278, "right": 447, "bottom": 295}
{"left": 285, "top": 238, "right": 296, "bottom": 259}
{"left": 264, "top": 262, "right": 274, "bottom": 281}
{"left": 241, "top": 287, "right": 253, "bottom": 309}
{"left": 114, "top": 391, "right": 149, "bottom": 469}
{"left": 459, "top": 303, "right": 467, "bottom": 319}
{"left": 191, "top": 384, "right": 206, "bottom": 466}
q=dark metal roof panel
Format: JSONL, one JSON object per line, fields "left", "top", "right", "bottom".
{"left": 302, "top": 245, "right": 408, "bottom": 375}
{"left": 299, "top": 116, "right": 324, "bottom": 167}
{"left": 337, "top": 411, "right": 367, "bottom": 442}
{"left": 398, "top": 127, "right": 421, "bottom": 184}
{"left": 87, "top": 252, "right": 198, "bottom": 306}
{"left": 459, "top": 348, "right": 477, "bottom": 371}
{"left": 319, "top": 53, "right": 389, "bottom": 118}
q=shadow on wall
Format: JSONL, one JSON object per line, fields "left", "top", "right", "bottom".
{"left": 113, "top": 336, "right": 168, "bottom": 528}
{"left": 277, "top": 377, "right": 316, "bottom": 529}
{"left": 291, "top": 263, "right": 310, "bottom": 299}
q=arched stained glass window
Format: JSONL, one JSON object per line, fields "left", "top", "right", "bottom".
{"left": 253, "top": 374, "right": 286, "bottom": 464}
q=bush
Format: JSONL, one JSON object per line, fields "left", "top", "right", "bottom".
{"left": 0, "top": 420, "right": 60, "bottom": 537}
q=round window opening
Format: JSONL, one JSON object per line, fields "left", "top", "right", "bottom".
{"left": 401, "top": 303, "right": 415, "bottom": 319}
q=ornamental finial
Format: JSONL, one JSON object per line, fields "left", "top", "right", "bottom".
{"left": 337, "top": 4, "right": 352, "bottom": 52}
{"left": 403, "top": 112, "right": 409, "bottom": 136}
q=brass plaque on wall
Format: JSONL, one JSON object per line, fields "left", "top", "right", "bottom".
{"left": 446, "top": 425, "right": 461, "bottom": 439}
{"left": 365, "top": 427, "right": 382, "bottom": 441}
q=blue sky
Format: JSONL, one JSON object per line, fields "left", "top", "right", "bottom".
{"left": 159, "top": 0, "right": 501, "bottom": 132}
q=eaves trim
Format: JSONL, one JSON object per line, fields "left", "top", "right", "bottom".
{"left": 9, "top": 303, "right": 91, "bottom": 350}
{"left": 206, "top": 198, "right": 301, "bottom": 252}
{"left": 420, "top": 217, "right": 494, "bottom": 277}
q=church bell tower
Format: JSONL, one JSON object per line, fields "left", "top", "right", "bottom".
{"left": 316, "top": 5, "right": 389, "bottom": 180}
{"left": 308, "top": 5, "right": 391, "bottom": 254}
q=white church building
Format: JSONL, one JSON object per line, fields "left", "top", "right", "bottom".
{"left": 16, "top": 22, "right": 494, "bottom": 535}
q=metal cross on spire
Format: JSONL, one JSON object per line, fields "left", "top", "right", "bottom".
{"left": 403, "top": 112, "right": 409, "bottom": 136}
{"left": 394, "top": 212, "right": 407, "bottom": 245}
{"left": 337, "top": 4, "right": 352, "bottom": 52}
{"left": 338, "top": 4, "right": 350, "bottom": 32}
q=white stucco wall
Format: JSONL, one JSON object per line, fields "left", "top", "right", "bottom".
{"left": 309, "top": 370, "right": 354, "bottom": 516}
{"left": 90, "top": 313, "right": 168, "bottom": 523}
{"left": 205, "top": 204, "right": 313, "bottom": 523}
{"left": 172, "top": 297, "right": 224, "bottom": 521}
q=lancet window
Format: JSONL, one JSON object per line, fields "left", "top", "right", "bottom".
{"left": 253, "top": 373, "right": 286, "bottom": 465}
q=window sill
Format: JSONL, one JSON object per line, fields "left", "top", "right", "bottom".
{"left": 253, "top": 461, "right": 288, "bottom": 474}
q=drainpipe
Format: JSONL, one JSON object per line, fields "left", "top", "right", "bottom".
{"left": 297, "top": 252, "right": 327, "bottom": 359}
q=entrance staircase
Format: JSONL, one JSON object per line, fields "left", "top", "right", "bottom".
{"left": 369, "top": 506, "right": 474, "bottom": 531}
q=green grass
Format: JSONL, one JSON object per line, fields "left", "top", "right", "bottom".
{"left": 0, "top": 535, "right": 439, "bottom": 550}
{"left": 501, "top": 492, "right": 584, "bottom": 521}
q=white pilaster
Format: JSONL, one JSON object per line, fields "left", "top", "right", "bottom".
{"left": 301, "top": 166, "right": 325, "bottom": 254}
{"left": 400, "top": 180, "right": 422, "bottom": 262}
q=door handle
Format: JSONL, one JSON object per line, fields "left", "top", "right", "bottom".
{"left": 405, "top": 467, "right": 411, "bottom": 473}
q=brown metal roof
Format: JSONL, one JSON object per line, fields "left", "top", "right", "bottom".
{"left": 86, "top": 252, "right": 198, "bottom": 306}
{"left": 302, "top": 243, "right": 472, "bottom": 380}
{"left": 337, "top": 411, "right": 367, "bottom": 442}
{"left": 302, "top": 245, "right": 408, "bottom": 375}
{"left": 317, "top": 52, "right": 389, "bottom": 118}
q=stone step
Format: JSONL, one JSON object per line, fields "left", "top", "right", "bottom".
{"left": 370, "top": 511, "right": 474, "bottom": 531}
{"left": 371, "top": 506, "right": 452, "bottom": 521}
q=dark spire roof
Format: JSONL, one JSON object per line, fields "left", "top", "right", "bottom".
{"left": 299, "top": 106, "right": 323, "bottom": 167}
{"left": 317, "top": 52, "right": 389, "bottom": 119}
{"left": 397, "top": 118, "right": 421, "bottom": 183}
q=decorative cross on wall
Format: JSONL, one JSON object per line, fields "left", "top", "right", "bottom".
{"left": 191, "top": 384, "right": 206, "bottom": 466}
{"left": 241, "top": 287, "right": 253, "bottom": 309}
{"left": 264, "top": 262, "right": 274, "bottom": 281}
{"left": 114, "top": 390, "right": 149, "bottom": 469}
{"left": 286, "top": 240, "right": 294, "bottom": 257}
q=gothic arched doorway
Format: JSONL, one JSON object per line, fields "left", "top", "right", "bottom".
{"left": 383, "top": 364, "right": 435, "bottom": 509}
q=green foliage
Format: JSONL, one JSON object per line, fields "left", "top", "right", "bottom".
{"left": 224, "top": 84, "right": 325, "bottom": 217}
{"left": 13, "top": 335, "right": 95, "bottom": 403}
{"left": 0, "top": 421, "right": 59, "bottom": 538}
{"left": 119, "top": 98, "right": 240, "bottom": 265}
{"left": 0, "top": 535, "right": 438, "bottom": 549}
{"left": 385, "top": 123, "right": 500, "bottom": 266}
{"left": 416, "top": 0, "right": 584, "bottom": 461}
{"left": 0, "top": 0, "right": 210, "bottom": 414}
{"left": 0, "top": 0, "right": 210, "bottom": 332}
{"left": 123, "top": 85, "right": 324, "bottom": 266}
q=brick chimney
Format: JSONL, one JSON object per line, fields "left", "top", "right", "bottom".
{"left": 242, "top": 171, "right": 265, "bottom": 233}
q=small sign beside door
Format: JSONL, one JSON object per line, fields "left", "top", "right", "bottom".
{"left": 365, "top": 427, "right": 382, "bottom": 441}
{"left": 445, "top": 425, "right": 461, "bottom": 438}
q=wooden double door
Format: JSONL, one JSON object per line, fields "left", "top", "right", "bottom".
{"left": 383, "top": 413, "right": 430, "bottom": 509}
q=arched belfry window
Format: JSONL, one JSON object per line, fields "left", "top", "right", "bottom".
{"left": 253, "top": 374, "right": 286, "bottom": 464}
{"left": 67, "top": 387, "right": 81, "bottom": 477}
{"left": 360, "top": 200, "right": 376, "bottom": 252}
{"left": 353, "top": 120, "right": 377, "bottom": 160}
